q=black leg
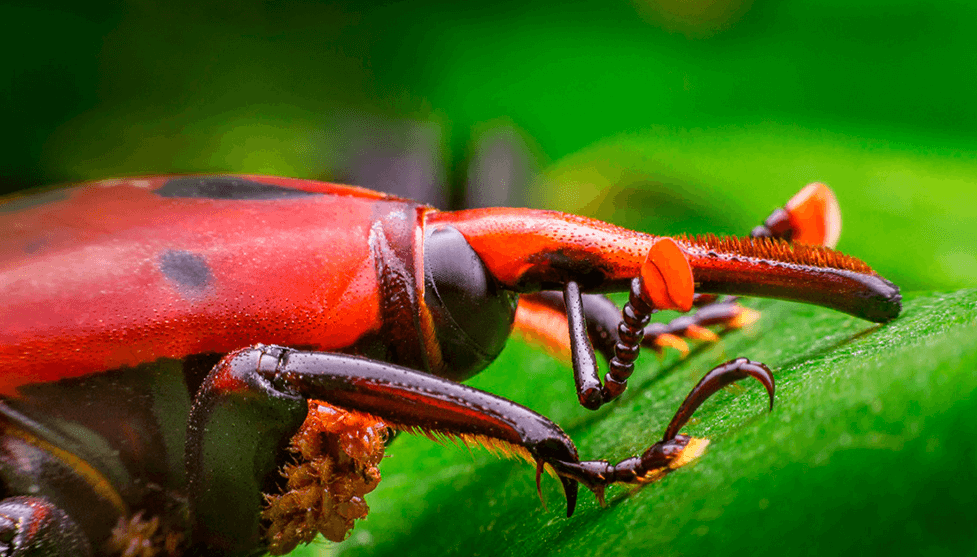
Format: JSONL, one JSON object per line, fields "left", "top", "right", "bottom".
{"left": 523, "top": 183, "right": 825, "bottom": 408}
{"left": 563, "top": 281, "right": 603, "bottom": 410}
{"left": 551, "top": 358, "right": 774, "bottom": 503}
{"left": 523, "top": 290, "right": 759, "bottom": 403}
{"left": 186, "top": 352, "right": 309, "bottom": 554}
{"left": 202, "top": 345, "right": 774, "bottom": 519}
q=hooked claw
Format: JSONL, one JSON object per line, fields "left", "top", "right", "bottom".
{"left": 662, "top": 357, "right": 775, "bottom": 442}
{"left": 549, "top": 357, "right": 775, "bottom": 515}
{"left": 535, "top": 455, "right": 581, "bottom": 517}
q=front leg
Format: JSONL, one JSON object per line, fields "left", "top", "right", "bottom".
{"left": 556, "top": 237, "right": 695, "bottom": 409}
{"left": 186, "top": 358, "right": 310, "bottom": 555}
{"left": 186, "top": 343, "right": 775, "bottom": 554}
{"left": 515, "top": 182, "right": 842, "bottom": 407}
{"left": 550, "top": 357, "right": 773, "bottom": 500}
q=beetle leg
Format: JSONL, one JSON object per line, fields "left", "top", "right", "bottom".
{"left": 187, "top": 347, "right": 390, "bottom": 556}
{"left": 186, "top": 353, "right": 311, "bottom": 554}
{"left": 550, "top": 358, "right": 774, "bottom": 504}
{"left": 0, "top": 496, "right": 92, "bottom": 557}
{"left": 233, "top": 344, "right": 772, "bottom": 514}
{"left": 517, "top": 293, "right": 755, "bottom": 361}
{"left": 188, "top": 345, "right": 587, "bottom": 523}
{"left": 562, "top": 280, "right": 603, "bottom": 409}
{"left": 751, "top": 182, "right": 841, "bottom": 248}
{"left": 516, "top": 182, "right": 840, "bottom": 403}
{"left": 523, "top": 238, "right": 695, "bottom": 409}
{"left": 642, "top": 299, "right": 756, "bottom": 355}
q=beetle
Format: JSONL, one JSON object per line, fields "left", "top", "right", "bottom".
{"left": 0, "top": 175, "right": 900, "bottom": 556}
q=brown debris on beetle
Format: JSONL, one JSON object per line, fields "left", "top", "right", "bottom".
{"left": 262, "top": 400, "right": 387, "bottom": 555}
{"left": 107, "top": 511, "right": 183, "bottom": 557}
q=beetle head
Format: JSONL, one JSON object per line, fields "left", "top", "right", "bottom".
{"left": 423, "top": 225, "right": 519, "bottom": 381}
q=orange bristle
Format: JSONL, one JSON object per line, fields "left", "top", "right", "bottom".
{"left": 390, "top": 424, "right": 542, "bottom": 470}
{"left": 653, "top": 334, "right": 690, "bottom": 356}
{"left": 674, "top": 234, "right": 874, "bottom": 274}
{"left": 727, "top": 307, "right": 761, "bottom": 329}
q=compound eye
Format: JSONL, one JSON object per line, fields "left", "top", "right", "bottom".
{"left": 423, "top": 225, "right": 517, "bottom": 380}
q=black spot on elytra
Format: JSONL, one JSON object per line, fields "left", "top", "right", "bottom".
{"left": 159, "top": 250, "right": 211, "bottom": 293}
{"left": 22, "top": 238, "right": 48, "bottom": 254}
{"left": 155, "top": 176, "right": 322, "bottom": 200}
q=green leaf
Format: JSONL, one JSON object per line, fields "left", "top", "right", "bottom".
{"left": 282, "top": 288, "right": 977, "bottom": 557}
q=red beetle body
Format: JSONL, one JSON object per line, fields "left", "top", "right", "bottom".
{"left": 2, "top": 176, "right": 430, "bottom": 391}
{"left": 0, "top": 175, "right": 900, "bottom": 556}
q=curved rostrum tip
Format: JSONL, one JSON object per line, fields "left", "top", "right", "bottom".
{"left": 858, "top": 272, "right": 902, "bottom": 323}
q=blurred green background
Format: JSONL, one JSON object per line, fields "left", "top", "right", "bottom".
{"left": 4, "top": 0, "right": 976, "bottom": 291}
{"left": 3, "top": 1, "right": 976, "bottom": 556}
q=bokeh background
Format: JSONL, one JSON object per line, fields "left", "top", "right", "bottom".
{"left": 3, "top": 1, "right": 976, "bottom": 556}
{"left": 4, "top": 0, "right": 976, "bottom": 292}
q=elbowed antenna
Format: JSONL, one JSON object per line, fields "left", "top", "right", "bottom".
{"left": 753, "top": 182, "right": 842, "bottom": 248}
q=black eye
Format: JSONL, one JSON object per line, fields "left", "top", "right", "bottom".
{"left": 423, "top": 225, "right": 518, "bottom": 381}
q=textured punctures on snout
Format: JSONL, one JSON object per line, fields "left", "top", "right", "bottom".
{"left": 426, "top": 207, "right": 660, "bottom": 292}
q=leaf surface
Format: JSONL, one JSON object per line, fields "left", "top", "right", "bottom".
{"left": 285, "top": 289, "right": 977, "bottom": 557}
